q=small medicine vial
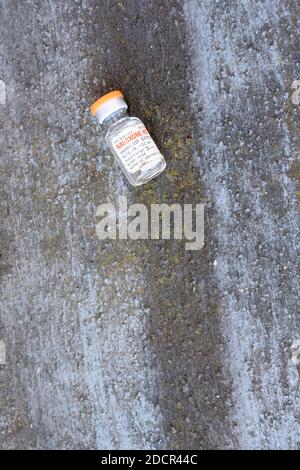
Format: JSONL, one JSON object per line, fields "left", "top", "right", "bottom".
{"left": 90, "top": 90, "right": 166, "bottom": 186}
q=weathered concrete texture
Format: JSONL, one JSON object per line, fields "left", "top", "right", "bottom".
{"left": 0, "top": 0, "right": 299, "bottom": 449}
{"left": 184, "top": 0, "right": 300, "bottom": 448}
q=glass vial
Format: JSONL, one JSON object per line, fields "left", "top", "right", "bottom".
{"left": 90, "top": 90, "right": 166, "bottom": 186}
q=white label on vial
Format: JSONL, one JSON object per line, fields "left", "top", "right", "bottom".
{"left": 110, "top": 121, "right": 162, "bottom": 173}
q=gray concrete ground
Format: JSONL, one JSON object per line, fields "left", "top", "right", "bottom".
{"left": 0, "top": 0, "right": 299, "bottom": 449}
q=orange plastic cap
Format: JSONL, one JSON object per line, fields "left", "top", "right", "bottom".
{"left": 90, "top": 90, "right": 124, "bottom": 116}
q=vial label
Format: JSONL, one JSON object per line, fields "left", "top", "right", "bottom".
{"left": 110, "top": 121, "right": 162, "bottom": 173}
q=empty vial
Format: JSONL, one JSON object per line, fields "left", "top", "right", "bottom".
{"left": 90, "top": 91, "right": 166, "bottom": 186}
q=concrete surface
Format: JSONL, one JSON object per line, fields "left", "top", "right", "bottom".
{"left": 0, "top": 0, "right": 299, "bottom": 449}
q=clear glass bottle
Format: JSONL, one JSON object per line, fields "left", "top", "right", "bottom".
{"left": 90, "top": 90, "right": 166, "bottom": 186}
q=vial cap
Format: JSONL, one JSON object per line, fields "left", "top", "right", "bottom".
{"left": 90, "top": 90, "right": 128, "bottom": 123}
